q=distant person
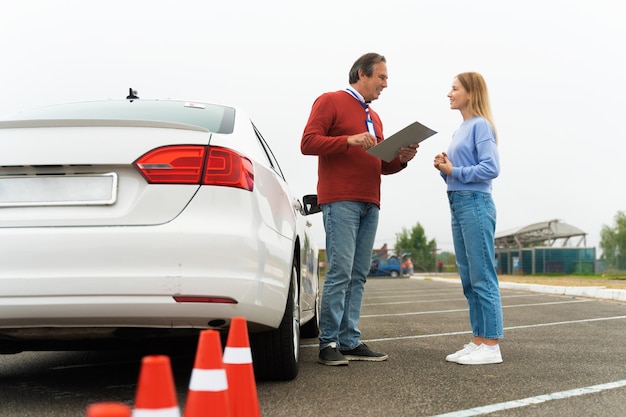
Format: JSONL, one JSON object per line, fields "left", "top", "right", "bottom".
{"left": 371, "top": 259, "right": 379, "bottom": 275}
{"left": 301, "top": 52, "right": 420, "bottom": 366}
{"left": 406, "top": 257, "right": 414, "bottom": 276}
{"left": 433, "top": 72, "right": 503, "bottom": 365}
{"left": 437, "top": 260, "right": 443, "bottom": 273}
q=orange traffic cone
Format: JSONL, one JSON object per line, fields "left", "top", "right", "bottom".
{"left": 86, "top": 402, "right": 131, "bottom": 417}
{"left": 183, "top": 330, "right": 231, "bottom": 417}
{"left": 223, "top": 317, "right": 260, "bottom": 417}
{"left": 133, "top": 355, "right": 181, "bottom": 417}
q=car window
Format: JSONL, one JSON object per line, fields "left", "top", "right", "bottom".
{"left": 6, "top": 100, "right": 236, "bottom": 134}
{"left": 251, "top": 122, "right": 285, "bottom": 181}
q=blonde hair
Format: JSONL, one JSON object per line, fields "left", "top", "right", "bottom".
{"left": 456, "top": 72, "right": 497, "bottom": 142}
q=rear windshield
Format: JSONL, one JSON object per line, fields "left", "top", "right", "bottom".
{"left": 5, "top": 100, "right": 236, "bottom": 134}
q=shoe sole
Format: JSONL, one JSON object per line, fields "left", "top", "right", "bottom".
{"left": 318, "top": 358, "right": 349, "bottom": 366}
{"left": 342, "top": 354, "right": 389, "bottom": 362}
{"left": 457, "top": 358, "right": 503, "bottom": 365}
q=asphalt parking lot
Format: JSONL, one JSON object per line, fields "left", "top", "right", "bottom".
{"left": 257, "top": 275, "right": 626, "bottom": 417}
{"left": 1, "top": 275, "right": 625, "bottom": 416}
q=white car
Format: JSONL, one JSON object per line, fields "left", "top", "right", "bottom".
{"left": 0, "top": 92, "right": 321, "bottom": 381}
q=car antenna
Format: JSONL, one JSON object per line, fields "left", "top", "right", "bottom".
{"left": 126, "top": 88, "right": 139, "bottom": 101}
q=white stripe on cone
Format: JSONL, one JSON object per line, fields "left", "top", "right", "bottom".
{"left": 132, "top": 406, "right": 181, "bottom": 417}
{"left": 188, "top": 368, "right": 228, "bottom": 392}
{"left": 222, "top": 347, "right": 252, "bottom": 364}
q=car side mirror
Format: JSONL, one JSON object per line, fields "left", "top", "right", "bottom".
{"left": 302, "top": 194, "right": 321, "bottom": 215}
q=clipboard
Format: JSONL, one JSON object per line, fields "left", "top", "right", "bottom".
{"left": 367, "top": 121, "right": 437, "bottom": 162}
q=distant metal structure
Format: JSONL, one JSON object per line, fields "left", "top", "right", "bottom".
{"left": 495, "top": 219, "right": 587, "bottom": 249}
{"left": 494, "top": 219, "right": 593, "bottom": 275}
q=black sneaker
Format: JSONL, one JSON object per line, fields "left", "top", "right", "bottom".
{"left": 318, "top": 344, "right": 349, "bottom": 366}
{"left": 340, "top": 343, "right": 389, "bottom": 361}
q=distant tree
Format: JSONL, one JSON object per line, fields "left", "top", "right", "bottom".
{"left": 394, "top": 223, "right": 437, "bottom": 272}
{"left": 600, "top": 211, "right": 626, "bottom": 270}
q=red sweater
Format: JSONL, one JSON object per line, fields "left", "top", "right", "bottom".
{"left": 301, "top": 90, "right": 405, "bottom": 207}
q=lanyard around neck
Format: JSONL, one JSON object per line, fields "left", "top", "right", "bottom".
{"left": 346, "top": 88, "right": 371, "bottom": 120}
{"left": 346, "top": 88, "right": 376, "bottom": 137}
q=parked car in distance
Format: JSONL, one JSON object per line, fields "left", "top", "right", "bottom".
{"left": 369, "top": 256, "right": 402, "bottom": 277}
{"left": 0, "top": 92, "right": 322, "bottom": 381}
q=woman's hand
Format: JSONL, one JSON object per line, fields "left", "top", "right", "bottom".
{"left": 434, "top": 151, "right": 452, "bottom": 175}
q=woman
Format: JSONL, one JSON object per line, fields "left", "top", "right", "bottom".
{"left": 434, "top": 72, "right": 503, "bottom": 365}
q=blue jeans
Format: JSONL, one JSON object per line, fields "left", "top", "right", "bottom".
{"left": 448, "top": 191, "right": 503, "bottom": 340}
{"left": 319, "top": 201, "right": 379, "bottom": 350}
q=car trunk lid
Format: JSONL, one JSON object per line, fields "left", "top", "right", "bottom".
{"left": 0, "top": 120, "right": 211, "bottom": 227}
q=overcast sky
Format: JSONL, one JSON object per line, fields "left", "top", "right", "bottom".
{"left": 2, "top": 0, "right": 624, "bottom": 254}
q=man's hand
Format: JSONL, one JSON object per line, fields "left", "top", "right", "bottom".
{"left": 398, "top": 144, "right": 419, "bottom": 164}
{"left": 347, "top": 132, "right": 377, "bottom": 150}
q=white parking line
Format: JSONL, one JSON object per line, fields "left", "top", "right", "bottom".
{"left": 301, "top": 315, "right": 626, "bottom": 348}
{"left": 363, "top": 293, "right": 541, "bottom": 305}
{"left": 430, "top": 379, "right": 626, "bottom": 417}
{"left": 361, "top": 299, "right": 589, "bottom": 314}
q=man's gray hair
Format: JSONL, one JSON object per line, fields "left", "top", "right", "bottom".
{"left": 349, "top": 53, "right": 386, "bottom": 84}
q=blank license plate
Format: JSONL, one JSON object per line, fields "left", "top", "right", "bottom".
{"left": 0, "top": 173, "right": 118, "bottom": 207}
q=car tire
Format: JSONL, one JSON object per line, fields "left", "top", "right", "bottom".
{"left": 390, "top": 270, "right": 399, "bottom": 278}
{"left": 250, "top": 260, "right": 300, "bottom": 381}
{"left": 0, "top": 343, "right": 22, "bottom": 354}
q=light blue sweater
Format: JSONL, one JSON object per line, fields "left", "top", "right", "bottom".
{"left": 441, "top": 116, "right": 500, "bottom": 193}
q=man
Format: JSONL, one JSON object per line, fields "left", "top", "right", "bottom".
{"left": 301, "top": 52, "right": 419, "bottom": 365}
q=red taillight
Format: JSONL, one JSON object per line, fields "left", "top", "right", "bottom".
{"left": 204, "top": 147, "right": 254, "bottom": 191}
{"left": 135, "top": 145, "right": 205, "bottom": 184}
{"left": 134, "top": 145, "right": 254, "bottom": 191}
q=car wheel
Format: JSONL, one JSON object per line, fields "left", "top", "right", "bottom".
{"left": 250, "top": 260, "right": 300, "bottom": 381}
{"left": 390, "top": 270, "right": 399, "bottom": 278}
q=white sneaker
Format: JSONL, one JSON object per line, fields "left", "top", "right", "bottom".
{"left": 456, "top": 344, "right": 503, "bottom": 365}
{"left": 445, "top": 342, "right": 479, "bottom": 363}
